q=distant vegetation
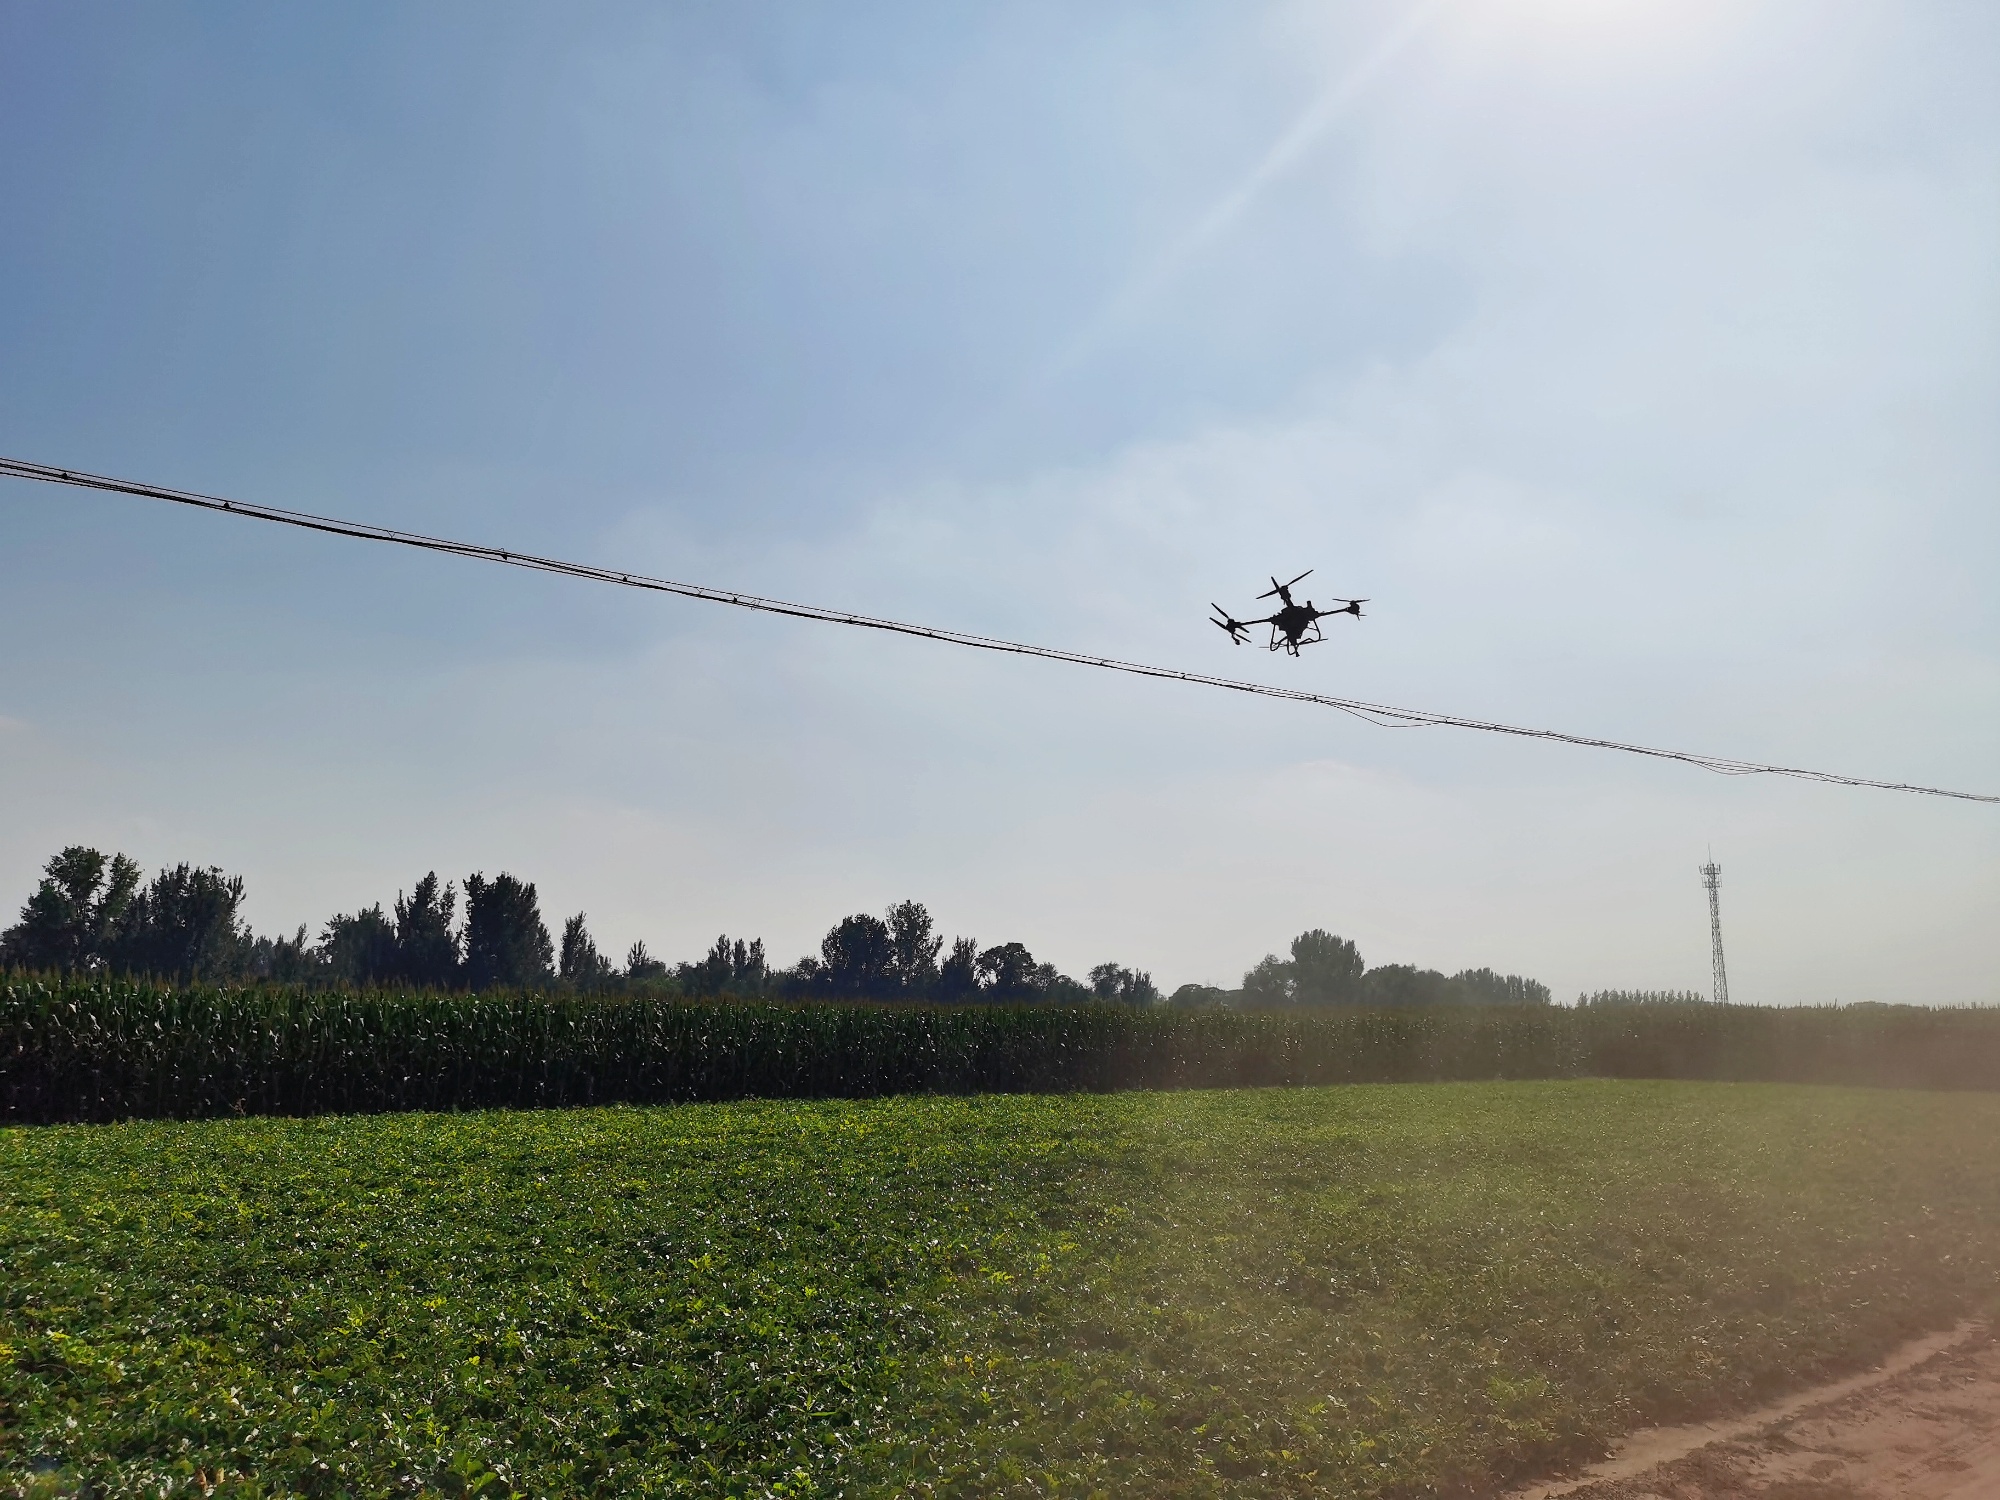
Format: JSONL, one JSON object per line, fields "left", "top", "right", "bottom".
{"left": 1578, "top": 988, "right": 1712, "bottom": 1007}
{"left": 6, "top": 977, "right": 2000, "bottom": 1124}
{"left": 0, "top": 845, "right": 1140, "bottom": 1004}
{"left": 1171, "top": 926, "right": 1552, "bottom": 1009}
{"left": 3, "top": 845, "right": 1549, "bottom": 1009}
{"left": 15, "top": 846, "right": 1979, "bottom": 1127}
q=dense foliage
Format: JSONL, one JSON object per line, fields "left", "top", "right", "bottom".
{"left": 1202, "top": 928, "right": 1553, "bottom": 1009}
{"left": 0, "top": 849, "right": 265, "bottom": 985}
{"left": 4, "top": 1083, "right": 1998, "bottom": 1496}
{"left": 1, "top": 847, "right": 1155, "bottom": 1005}
{"left": 6, "top": 845, "right": 1570, "bottom": 1015}
{"left": 1578, "top": 988, "right": 1711, "bottom": 1006}
{"left": 4, "top": 978, "right": 1998, "bottom": 1124}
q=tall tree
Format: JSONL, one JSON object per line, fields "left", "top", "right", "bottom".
{"left": 624, "top": 940, "right": 668, "bottom": 982}
{"left": 936, "top": 936, "right": 981, "bottom": 1002}
{"left": 0, "top": 846, "right": 140, "bottom": 973}
{"left": 1240, "top": 953, "right": 1296, "bottom": 1007}
{"left": 1032, "top": 961, "right": 1091, "bottom": 1004}
{"left": 1240, "top": 929, "right": 1366, "bottom": 1007}
{"left": 110, "top": 864, "right": 253, "bottom": 981}
{"left": 1089, "top": 962, "right": 1160, "bottom": 1006}
{"left": 461, "top": 873, "right": 553, "bottom": 990}
{"left": 1291, "top": 930, "right": 1365, "bottom": 1005}
{"left": 885, "top": 900, "right": 943, "bottom": 998}
{"left": 559, "top": 913, "right": 614, "bottom": 986}
{"left": 682, "top": 935, "right": 768, "bottom": 997}
{"left": 246, "top": 926, "right": 322, "bottom": 984}
{"left": 721, "top": 937, "right": 767, "bottom": 994}
{"left": 321, "top": 905, "right": 400, "bottom": 986}
{"left": 816, "top": 914, "right": 896, "bottom": 997}
{"left": 1360, "top": 964, "right": 1454, "bottom": 1008}
{"left": 1451, "top": 969, "right": 1552, "bottom": 1006}
{"left": 393, "top": 873, "right": 460, "bottom": 988}
{"left": 975, "top": 942, "right": 1038, "bottom": 1002}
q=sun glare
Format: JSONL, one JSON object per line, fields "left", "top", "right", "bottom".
{"left": 1471, "top": 0, "right": 1728, "bottom": 59}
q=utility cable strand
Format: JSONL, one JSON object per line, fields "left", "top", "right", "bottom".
{"left": 3, "top": 454, "right": 1992, "bottom": 805}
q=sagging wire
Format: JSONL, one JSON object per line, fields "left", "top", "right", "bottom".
{"left": 2, "top": 454, "right": 1992, "bottom": 805}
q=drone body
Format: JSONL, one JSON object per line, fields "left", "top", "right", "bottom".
{"left": 1211, "top": 571, "right": 1366, "bottom": 656}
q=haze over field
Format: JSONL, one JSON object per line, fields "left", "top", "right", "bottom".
{"left": 1, "top": 1, "right": 1994, "bottom": 1002}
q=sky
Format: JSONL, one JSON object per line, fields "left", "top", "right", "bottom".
{"left": 1, "top": 0, "right": 1995, "bottom": 1004}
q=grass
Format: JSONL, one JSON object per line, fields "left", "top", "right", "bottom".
{"left": 3, "top": 1081, "right": 1998, "bottom": 1497}
{"left": 10, "top": 978, "right": 2000, "bottom": 1124}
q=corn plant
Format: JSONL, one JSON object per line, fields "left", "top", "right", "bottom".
{"left": 2, "top": 977, "right": 1996, "bottom": 1123}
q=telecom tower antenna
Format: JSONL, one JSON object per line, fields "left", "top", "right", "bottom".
{"left": 1700, "top": 857, "right": 1730, "bottom": 1006}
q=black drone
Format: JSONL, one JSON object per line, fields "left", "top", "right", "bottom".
{"left": 1211, "top": 571, "right": 1366, "bottom": 656}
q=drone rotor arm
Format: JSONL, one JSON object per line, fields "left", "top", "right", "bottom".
{"left": 1258, "top": 568, "right": 1313, "bottom": 603}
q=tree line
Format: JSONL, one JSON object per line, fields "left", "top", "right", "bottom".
{"left": 0, "top": 846, "right": 1158, "bottom": 1005}
{"left": 1575, "top": 989, "right": 1709, "bottom": 1007}
{"left": 1166, "top": 927, "right": 1553, "bottom": 1009}
{"left": 1, "top": 845, "right": 1551, "bottom": 1009}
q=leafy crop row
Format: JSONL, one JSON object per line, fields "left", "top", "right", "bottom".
{"left": 6, "top": 1084, "right": 2000, "bottom": 1496}
{"left": 4, "top": 979, "right": 1998, "bottom": 1122}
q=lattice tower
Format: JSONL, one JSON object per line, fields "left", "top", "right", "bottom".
{"left": 1700, "top": 859, "right": 1730, "bottom": 1006}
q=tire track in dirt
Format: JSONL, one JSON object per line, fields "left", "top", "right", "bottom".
{"left": 1503, "top": 1321, "right": 1999, "bottom": 1499}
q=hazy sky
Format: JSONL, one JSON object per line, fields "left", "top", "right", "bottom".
{"left": 3, "top": 0, "right": 1995, "bottom": 1003}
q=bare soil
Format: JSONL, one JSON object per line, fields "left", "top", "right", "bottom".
{"left": 1505, "top": 1322, "right": 2000, "bottom": 1500}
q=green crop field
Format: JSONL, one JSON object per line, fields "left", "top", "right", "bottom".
{"left": 4, "top": 1081, "right": 1999, "bottom": 1498}
{"left": 10, "top": 979, "right": 2000, "bottom": 1124}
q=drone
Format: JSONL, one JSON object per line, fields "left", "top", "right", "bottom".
{"left": 1211, "top": 571, "right": 1366, "bottom": 656}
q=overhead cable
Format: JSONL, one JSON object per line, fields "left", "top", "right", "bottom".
{"left": 2, "top": 453, "right": 1992, "bottom": 805}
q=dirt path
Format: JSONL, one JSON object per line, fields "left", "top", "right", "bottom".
{"left": 1504, "top": 1321, "right": 2000, "bottom": 1500}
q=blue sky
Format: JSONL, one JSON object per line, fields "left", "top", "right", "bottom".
{"left": 2, "top": 0, "right": 1995, "bottom": 1002}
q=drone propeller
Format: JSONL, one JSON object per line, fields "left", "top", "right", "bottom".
{"left": 1327, "top": 597, "right": 1368, "bottom": 616}
{"left": 1258, "top": 569, "right": 1313, "bottom": 602}
{"left": 1209, "top": 604, "right": 1250, "bottom": 643}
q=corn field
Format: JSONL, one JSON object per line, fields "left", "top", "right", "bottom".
{"left": 3, "top": 977, "right": 1997, "bottom": 1123}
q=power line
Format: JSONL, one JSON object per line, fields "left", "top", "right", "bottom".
{"left": 3, "top": 453, "right": 1993, "bottom": 806}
